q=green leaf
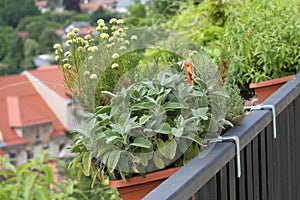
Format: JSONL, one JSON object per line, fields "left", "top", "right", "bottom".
{"left": 23, "top": 174, "right": 37, "bottom": 199}
{"left": 153, "top": 153, "right": 164, "bottom": 169}
{"left": 158, "top": 139, "right": 177, "bottom": 159}
{"left": 172, "top": 127, "right": 184, "bottom": 137}
{"left": 182, "top": 134, "right": 204, "bottom": 146}
{"left": 97, "top": 144, "right": 114, "bottom": 157}
{"left": 139, "top": 115, "right": 152, "bottom": 125}
{"left": 101, "top": 91, "right": 116, "bottom": 97}
{"left": 164, "top": 102, "right": 184, "bottom": 110}
{"left": 107, "top": 150, "right": 121, "bottom": 171}
{"left": 164, "top": 140, "right": 177, "bottom": 159}
{"left": 119, "top": 154, "right": 129, "bottom": 176}
{"left": 82, "top": 152, "right": 92, "bottom": 176}
{"left": 42, "top": 164, "right": 54, "bottom": 185}
{"left": 130, "top": 138, "right": 152, "bottom": 149}
{"left": 156, "top": 123, "right": 172, "bottom": 134}
{"left": 192, "top": 107, "right": 209, "bottom": 120}
{"left": 210, "top": 90, "right": 229, "bottom": 98}
{"left": 131, "top": 102, "right": 156, "bottom": 110}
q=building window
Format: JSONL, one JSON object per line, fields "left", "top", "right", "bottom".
{"left": 27, "top": 150, "right": 34, "bottom": 159}
{"left": 9, "top": 152, "right": 17, "bottom": 165}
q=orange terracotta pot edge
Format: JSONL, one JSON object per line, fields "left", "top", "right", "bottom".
{"left": 109, "top": 166, "right": 181, "bottom": 188}
{"left": 249, "top": 74, "right": 295, "bottom": 89}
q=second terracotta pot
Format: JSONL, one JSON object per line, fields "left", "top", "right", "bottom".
{"left": 249, "top": 75, "right": 295, "bottom": 103}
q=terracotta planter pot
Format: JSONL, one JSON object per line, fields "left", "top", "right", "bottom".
{"left": 249, "top": 75, "right": 295, "bottom": 103}
{"left": 109, "top": 167, "right": 181, "bottom": 200}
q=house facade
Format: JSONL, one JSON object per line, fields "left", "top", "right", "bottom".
{"left": 0, "top": 65, "right": 74, "bottom": 164}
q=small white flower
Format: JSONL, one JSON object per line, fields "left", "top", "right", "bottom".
{"left": 113, "top": 31, "right": 120, "bottom": 37}
{"left": 109, "top": 18, "right": 117, "bottom": 24}
{"left": 84, "top": 35, "right": 92, "bottom": 40}
{"left": 90, "top": 74, "right": 98, "bottom": 80}
{"left": 119, "top": 46, "right": 127, "bottom": 51}
{"left": 55, "top": 55, "right": 60, "bottom": 61}
{"left": 102, "top": 26, "right": 108, "bottom": 31}
{"left": 112, "top": 53, "right": 120, "bottom": 59}
{"left": 111, "top": 63, "right": 119, "bottom": 69}
{"left": 121, "top": 33, "right": 127, "bottom": 38}
{"left": 63, "top": 63, "right": 71, "bottom": 69}
{"left": 88, "top": 46, "right": 98, "bottom": 52}
{"left": 64, "top": 51, "right": 71, "bottom": 57}
{"left": 108, "top": 37, "right": 115, "bottom": 43}
{"left": 66, "top": 40, "right": 72, "bottom": 45}
{"left": 67, "top": 32, "right": 76, "bottom": 39}
{"left": 123, "top": 40, "right": 130, "bottom": 45}
{"left": 100, "top": 33, "right": 109, "bottom": 39}
{"left": 117, "top": 38, "right": 124, "bottom": 43}
{"left": 53, "top": 44, "right": 61, "bottom": 49}
{"left": 130, "top": 35, "right": 138, "bottom": 41}
{"left": 117, "top": 19, "right": 124, "bottom": 24}
{"left": 84, "top": 71, "right": 90, "bottom": 76}
{"left": 72, "top": 28, "right": 80, "bottom": 33}
{"left": 97, "top": 19, "right": 105, "bottom": 24}
{"left": 111, "top": 25, "right": 117, "bottom": 31}
{"left": 88, "top": 56, "right": 94, "bottom": 60}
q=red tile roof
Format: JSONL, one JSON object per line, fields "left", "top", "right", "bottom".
{"left": 0, "top": 74, "right": 65, "bottom": 147}
{"left": 35, "top": 0, "right": 47, "bottom": 7}
{"left": 27, "top": 65, "right": 71, "bottom": 100}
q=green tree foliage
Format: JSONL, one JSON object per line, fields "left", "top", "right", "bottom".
{"left": 60, "top": 158, "right": 121, "bottom": 200}
{"left": 90, "top": 6, "right": 122, "bottom": 24}
{"left": 42, "top": 11, "right": 75, "bottom": 28}
{"left": 129, "top": 2, "right": 146, "bottom": 18}
{"left": 39, "top": 28, "right": 62, "bottom": 54}
{"left": 0, "top": 0, "right": 40, "bottom": 28}
{"left": 0, "top": 26, "right": 14, "bottom": 61}
{"left": 26, "top": 21, "right": 48, "bottom": 41}
{"left": 5, "top": 32, "right": 24, "bottom": 68}
{"left": 0, "top": 152, "right": 86, "bottom": 200}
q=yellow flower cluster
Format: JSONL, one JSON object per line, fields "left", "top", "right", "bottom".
{"left": 53, "top": 18, "right": 138, "bottom": 92}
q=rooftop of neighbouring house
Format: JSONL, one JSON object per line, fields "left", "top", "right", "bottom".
{"left": 0, "top": 72, "right": 65, "bottom": 147}
{"left": 26, "top": 65, "right": 71, "bottom": 100}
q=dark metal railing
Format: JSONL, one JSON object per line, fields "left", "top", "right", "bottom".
{"left": 144, "top": 73, "right": 300, "bottom": 200}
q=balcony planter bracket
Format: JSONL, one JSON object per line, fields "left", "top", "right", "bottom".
{"left": 208, "top": 136, "right": 241, "bottom": 178}
{"left": 244, "top": 104, "right": 277, "bottom": 139}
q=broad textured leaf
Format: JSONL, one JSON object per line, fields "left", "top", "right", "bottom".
{"left": 164, "top": 140, "right": 177, "bottom": 159}
{"left": 139, "top": 115, "right": 152, "bottom": 125}
{"left": 119, "top": 154, "right": 129, "bottom": 176}
{"left": 192, "top": 107, "right": 209, "bottom": 120}
{"left": 182, "top": 134, "right": 204, "bottom": 146}
{"left": 153, "top": 153, "right": 164, "bottom": 169}
{"left": 210, "top": 90, "right": 229, "bottom": 98}
{"left": 130, "top": 138, "right": 152, "bottom": 149}
{"left": 97, "top": 144, "right": 114, "bottom": 157}
{"left": 164, "top": 102, "right": 184, "bottom": 109}
{"left": 156, "top": 123, "right": 172, "bottom": 134}
{"left": 172, "top": 127, "right": 184, "bottom": 137}
{"left": 107, "top": 150, "right": 121, "bottom": 171}
{"left": 82, "top": 152, "right": 92, "bottom": 176}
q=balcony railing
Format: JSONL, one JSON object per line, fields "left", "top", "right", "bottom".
{"left": 144, "top": 73, "right": 300, "bottom": 200}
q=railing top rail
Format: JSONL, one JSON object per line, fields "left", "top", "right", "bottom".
{"left": 143, "top": 73, "right": 300, "bottom": 200}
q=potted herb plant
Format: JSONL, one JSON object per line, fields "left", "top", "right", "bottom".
{"left": 54, "top": 18, "right": 243, "bottom": 200}
{"left": 220, "top": 1, "right": 300, "bottom": 102}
